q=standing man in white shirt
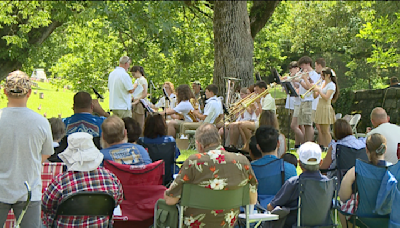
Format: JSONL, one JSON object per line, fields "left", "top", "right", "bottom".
{"left": 108, "top": 56, "right": 134, "bottom": 118}
{"left": 366, "top": 107, "right": 400, "bottom": 164}
{"left": 296, "top": 56, "right": 321, "bottom": 142}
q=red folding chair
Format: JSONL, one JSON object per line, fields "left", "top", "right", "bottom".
{"left": 104, "top": 160, "right": 167, "bottom": 228}
{"left": 3, "top": 163, "right": 65, "bottom": 228}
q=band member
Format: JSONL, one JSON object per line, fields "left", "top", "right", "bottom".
{"left": 151, "top": 81, "right": 177, "bottom": 111}
{"left": 223, "top": 87, "right": 257, "bottom": 147}
{"left": 282, "top": 61, "right": 305, "bottom": 148}
{"left": 313, "top": 67, "right": 339, "bottom": 149}
{"left": 131, "top": 66, "right": 148, "bottom": 133}
{"left": 314, "top": 58, "right": 326, "bottom": 146}
{"left": 159, "top": 84, "right": 194, "bottom": 138}
{"left": 238, "top": 81, "right": 276, "bottom": 152}
{"left": 180, "top": 84, "right": 224, "bottom": 136}
{"left": 295, "top": 56, "right": 320, "bottom": 142}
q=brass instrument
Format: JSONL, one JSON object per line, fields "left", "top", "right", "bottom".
{"left": 281, "top": 69, "right": 305, "bottom": 82}
{"left": 188, "top": 98, "right": 199, "bottom": 122}
{"left": 300, "top": 78, "right": 323, "bottom": 99}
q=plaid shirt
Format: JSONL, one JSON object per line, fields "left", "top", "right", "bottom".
{"left": 42, "top": 167, "right": 123, "bottom": 228}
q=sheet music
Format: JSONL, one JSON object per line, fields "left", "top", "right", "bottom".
{"left": 113, "top": 205, "right": 122, "bottom": 216}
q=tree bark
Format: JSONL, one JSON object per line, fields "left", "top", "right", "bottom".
{"left": 213, "top": 1, "right": 254, "bottom": 97}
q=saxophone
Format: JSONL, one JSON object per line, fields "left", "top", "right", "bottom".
{"left": 188, "top": 98, "right": 199, "bottom": 122}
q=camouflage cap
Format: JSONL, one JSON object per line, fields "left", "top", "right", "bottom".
{"left": 4, "top": 70, "right": 31, "bottom": 96}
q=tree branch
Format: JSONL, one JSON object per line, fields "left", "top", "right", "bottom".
{"left": 249, "top": 1, "right": 280, "bottom": 39}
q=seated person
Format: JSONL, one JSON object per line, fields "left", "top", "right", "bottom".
{"left": 42, "top": 132, "right": 123, "bottom": 227}
{"left": 180, "top": 84, "right": 224, "bottom": 135}
{"left": 320, "top": 119, "right": 365, "bottom": 177}
{"left": 137, "top": 113, "right": 181, "bottom": 173}
{"left": 100, "top": 116, "right": 151, "bottom": 165}
{"left": 164, "top": 123, "right": 258, "bottom": 227}
{"left": 160, "top": 84, "right": 195, "bottom": 138}
{"left": 151, "top": 81, "right": 177, "bottom": 111}
{"left": 389, "top": 76, "right": 400, "bottom": 88}
{"left": 63, "top": 91, "right": 108, "bottom": 137}
{"left": 267, "top": 142, "right": 329, "bottom": 227}
{"left": 252, "top": 126, "right": 297, "bottom": 181}
{"left": 338, "top": 133, "right": 389, "bottom": 228}
{"left": 281, "top": 153, "right": 298, "bottom": 168}
{"left": 47, "top": 117, "right": 66, "bottom": 162}
{"left": 122, "top": 117, "right": 141, "bottom": 143}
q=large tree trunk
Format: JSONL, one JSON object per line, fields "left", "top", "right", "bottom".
{"left": 213, "top": 1, "right": 254, "bottom": 97}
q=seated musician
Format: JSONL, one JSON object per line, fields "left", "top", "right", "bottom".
{"left": 151, "top": 81, "right": 177, "bottom": 113}
{"left": 223, "top": 87, "right": 257, "bottom": 148}
{"left": 238, "top": 81, "right": 276, "bottom": 151}
{"left": 180, "top": 84, "right": 224, "bottom": 137}
{"left": 159, "top": 84, "right": 195, "bottom": 138}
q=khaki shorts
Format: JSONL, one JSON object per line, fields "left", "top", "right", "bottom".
{"left": 298, "top": 101, "right": 313, "bottom": 126}
{"left": 112, "top": 109, "right": 132, "bottom": 118}
{"left": 293, "top": 105, "right": 300, "bottom": 118}
{"left": 312, "top": 110, "right": 316, "bottom": 123}
{"left": 132, "top": 102, "right": 145, "bottom": 115}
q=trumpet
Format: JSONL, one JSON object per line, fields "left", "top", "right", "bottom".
{"left": 300, "top": 78, "right": 323, "bottom": 99}
{"left": 281, "top": 69, "right": 305, "bottom": 82}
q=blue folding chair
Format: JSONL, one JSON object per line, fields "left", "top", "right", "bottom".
{"left": 390, "top": 187, "right": 400, "bottom": 228}
{"left": 251, "top": 159, "right": 285, "bottom": 208}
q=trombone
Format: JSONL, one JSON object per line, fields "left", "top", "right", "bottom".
{"left": 281, "top": 69, "right": 305, "bottom": 82}
{"left": 300, "top": 78, "right": 323, "bottom": 99}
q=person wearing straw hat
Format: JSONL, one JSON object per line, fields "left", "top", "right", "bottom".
{"left": 42, "top": 132, "right": 123, "bottom": 227}
{"left": 0, "top": 70, "right": 54, "bottom": 227}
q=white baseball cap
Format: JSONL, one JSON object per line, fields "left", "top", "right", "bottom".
{"left": 298, "top": 142, "right": 322, "bottom": 165}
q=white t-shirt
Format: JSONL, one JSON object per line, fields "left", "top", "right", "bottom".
{"left": 261, "top": 93, "right": 276, "bottom": 111}
{"left": 0, "top": 108, "right": 54, "bottom": 203}
{"left": 321, "top": 81, "right": 336, "bottom": 100}
{"left": 133, "top": 76, "right": 148, "bottom": 100}
{"left": 367, "top": 123, "right": 400, "bottom": 164}
{"left": 285, "top": 95, "right": 296, "bottom": 110}
{"left": 173, "top": 100, "right": 194, "bottom": 122}
{"left": 108, "top": 67, "right": 134, "bottom": 110}
{"left": 204, "top": 96, "right": 224, "bottom": 124}
{"left": 236, "top": 110, "right": 257, "bottom": 122}
{"left": 299, "top": 70, "right": 320, "bottom": 102}
{"left": 155, "top": 94, "right": 177, "bottom": 109}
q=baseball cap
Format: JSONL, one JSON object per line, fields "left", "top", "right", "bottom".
{"left": 192, "top": 80, "right": 201, "bottom": 85}
{"left": 4, "top": 70, "right": 31, "bottom": 96}
{"left": 298, "top": 142, "right": 322, "bottom": 165}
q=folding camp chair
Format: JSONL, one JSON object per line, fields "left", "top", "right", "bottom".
{"left": 52, "top": 192, "right": 115, "bottom": 227}
{"left": 176, "top": 184, "right": 278, "bottom": 228}
{"left": 104, "top": 160, "right": 166, "bottom": 226}
{"left": 251, "top": 159, "right": 285, "bottom": 208}
{"left": 296, "top": 177, "right": 338, "bottom": 228}
{"left": 335, "top": 113, "right": 342, "bottom": 120}
{"left": 320, "top": 145, "right": 368, "bottom": 187}
{"left": 136, "top": 141, "right": 178, "bottom": 186}
{"left": 349, "top": 114, "right": 361, "bottom": 138}
{"left": 341, "top": 159, "right": 400, "bottom": 227}
{"left": 3, "top": 163, "right": 66, "bottom": 228}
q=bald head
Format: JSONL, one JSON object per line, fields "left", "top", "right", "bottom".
{"left": 371, "top": 107, "right": 389, "bottom": 127}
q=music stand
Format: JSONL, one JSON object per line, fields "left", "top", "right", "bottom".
{"left": 223, "top": 77, "right": 241, "bottom": 147}
{"left": 163, "top": 88, "right": 170, "bottom": 121}
{"left": 282, "top": 81, "right": 299, "bottom": 151}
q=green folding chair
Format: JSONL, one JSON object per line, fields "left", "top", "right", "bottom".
{"left": 179, "top": 184, "right": 278, "bottom": 228}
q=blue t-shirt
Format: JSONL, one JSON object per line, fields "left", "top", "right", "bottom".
{"left": 63, "top": 113, "right": 106, "bottom": 137}
{"left": 251, "top": 155, "right": 297, "bottom": 181}
{"left": 100, "top": 143, "right": 152, "bottom": 166}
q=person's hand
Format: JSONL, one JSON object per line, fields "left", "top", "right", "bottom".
{"left": 132, "top": 99, "right": 139, "bottom": 105}
{"left": 366, "top": 127, "right": 372, "bottom": 133}
{"left": 92, "top": 99, "right": 109, "bottom": 117}
{"left": 313, "top": 86, "right": 321, "bottom": 93}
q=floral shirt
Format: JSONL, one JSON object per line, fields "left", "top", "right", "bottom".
{"left": 165, "top": 146, "right": 258, "bottom": 228}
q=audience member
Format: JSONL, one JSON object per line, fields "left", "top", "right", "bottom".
{"left": 42, "top": 132, "right": 123, "bottom": 227}
{"left": 267, "top": 142, "right": 328, "bottom": 227}
{"left": 249, "top": 135, "right": 262, "bottom": 161}
{"left": 0, "top": 70, "right": 54, "bottom": 227}
{"left": 108, "top": 56, "right": 134, "bottom": 118}
{"left": 164, "top": 123, "right": 257, "bottom": 227}
{"left": 137, "top": 113, "right": 181, "bottom": 166}
{"left": 338, "top": 133, "right": 388, "bottom": 228}
{"left": 63, "top": 91, "right": 107, "bottom": 137}
{"left": 389, "top": 77, "right": 400, "bottom": 88}
{"left": 252, "top": 126, "right": 297, "bottom": 181}
{"left": 366, "top": 107, "right": 400, "bottom": 164}
{"left": 100, "top": 116, "right": 151, "bottom": 165}
{"left": 320, "top": 119, "right": 366, "bottom": 177}
{"left": 122, "top": 117, "right": 141, "bottom": 143}
{"left": 281, "top": 153, "right": 298, "bottom": 168}
{"left": 47, "top": 117, "right": 66, "bottom": 162}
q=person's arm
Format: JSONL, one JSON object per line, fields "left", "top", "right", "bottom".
{"left": 159, "top": 107, "right": 177, "bottom": 116}
{"left": 164, "top": 191, "right": 180, "bottom": 205}
{"left": 267, "top": 177, "right": 297, "bottom": 211}
{"left": 316, "top": 87, "right": 334, "bottom": 101}
{"left": 92, "top": 99, "right": 110, "bottom": 117}
{"left": 42, "top": 177, "right": 61, "bottom": 224}
{"left": 42, "top": 155, "right": 51, "bottom": 163}
{"left": 338, "top": 167, "right": 356, "bottom": 201}
{"left": 42, "top": 120, "right": 55, "bottom": 162}
{"left": 320, "top": 146, "right": 333, "bottom": 169}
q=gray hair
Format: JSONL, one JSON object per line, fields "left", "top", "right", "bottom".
{"left": 119, "top": 56, "right": 131, "bottom": 64}
{"left": 48, "top": 118, "right": 66, "bottom": 142}
{"left": 195, "top": 123, "right": 220, "bottom": 148}
{"left": 299, "top": 162, "right": 320, "bottom": 172}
